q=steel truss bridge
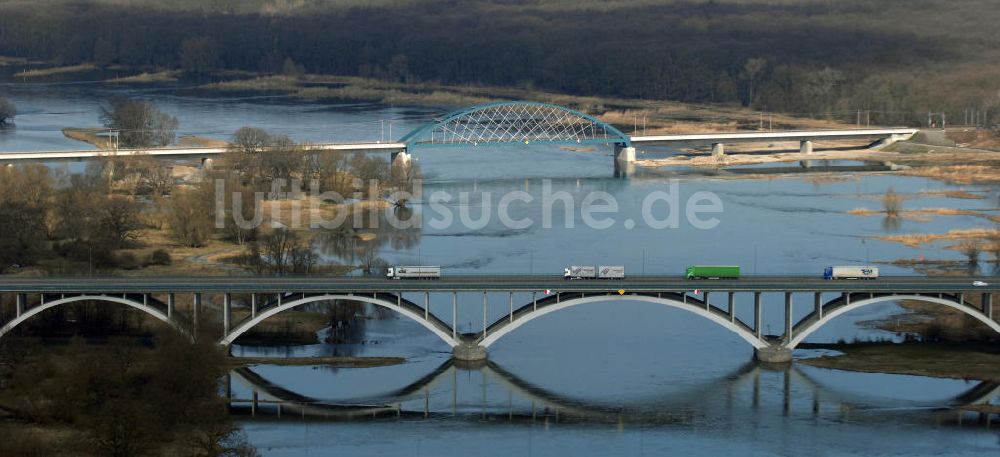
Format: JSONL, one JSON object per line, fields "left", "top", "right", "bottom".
{"left": 1, "top": 275, "right": 997, "bottom": 363}
{"left": 0, "top": 101, "right": 916, "bottom": 174}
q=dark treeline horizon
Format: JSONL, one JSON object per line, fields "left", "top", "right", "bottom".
{"left": 1, "top": 0, "right": 999, "bottom": 126}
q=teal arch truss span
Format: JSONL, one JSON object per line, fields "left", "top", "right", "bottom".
{"left": 399, "top": 101, "right": 631, "bottom": 148}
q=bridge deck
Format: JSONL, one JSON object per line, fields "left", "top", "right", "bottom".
{"left": 630, "top": 128, "right": 917, "bottom": 144}
{"left": 0, "top": 128, "right": 918, "bottom": 162}
{"left": 0, "top": 142, "right": 406, "bottom": 162}
{"left": 1, "top": 275, "right": 995, "bottom": 293}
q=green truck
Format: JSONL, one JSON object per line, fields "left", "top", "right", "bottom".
{"left": 686, "top": 265, "right": 740, "bottom": 280}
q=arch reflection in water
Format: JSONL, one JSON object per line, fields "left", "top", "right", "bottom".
{"left": 226, "top": 360, "right": 1000, "bottom": 426}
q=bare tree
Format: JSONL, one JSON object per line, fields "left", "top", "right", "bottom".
{"left": 882, "top": 187, "right": 902, "bottom": 217}
{"left": 741, "top": 57, "right": 767, "bottom": 107}
{"left": 169, "top": 186, "right": 216, "bottom": 247}
{"left": 94, "top": 197, "right": 143, "bottom": 248}
{"left": 958, "top": 239, "right": 983, "bottom": 265}
{"left": 239, "top": 228, "right": 317, "bottom": 275}
{"left": 100, "top": 98, "right": 178, "bottom": 148}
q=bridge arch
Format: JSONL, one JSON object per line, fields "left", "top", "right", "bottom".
{"left": 219, "top": 293, "right": 459, "bottom": 348}
{"left": 399, "top": 101, "right": 631, "bottom": 148}
{"left": 479, "top": 294, "right": 767, "bottom": 350}
{"left": 788, "top": 294, "right": 1000, "bottom": 349}
{"left": 0, "top": 294, "right": 182, "bottom": 341}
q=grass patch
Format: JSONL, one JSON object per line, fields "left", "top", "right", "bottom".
{"left": 106, "top": 70, "right": 180, "bottom": 83}
{"left": 61, "top": 127, "right": 113, "bottom": 149}
{"left": 14, "top": 63, "right": 96, "bottom": 78}
{"left": 799, "top": 342, "right": 1000, "bottom": 382}
{"left": 874, "top": 228, "right": 1000, "bottom": 248}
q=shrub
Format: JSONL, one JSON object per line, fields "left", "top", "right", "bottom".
{"left": 148, "top": 249, "right": 172, "bottom": 266}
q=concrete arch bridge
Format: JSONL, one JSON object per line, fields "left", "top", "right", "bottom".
{"left": 1, "top": 276, "right": 997, "bottom": 364}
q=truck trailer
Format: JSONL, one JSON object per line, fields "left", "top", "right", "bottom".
{"left": 685, "top": 265, "right": 740, "bottom": 280}
{"left": 564, "top": 265, "right": 597, "bottom": 279}
{"left": 598, "top": 265, "right": 626, "bottom": 279}
{"left": 824, "top": 266, "right": 879, "bottom": 280}
{"left": 386, "top": 266, "right": 441, "bottom": 279}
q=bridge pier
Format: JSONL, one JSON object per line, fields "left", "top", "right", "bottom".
{"left": 711, "top": 143, "right": 725, "bottom": 158}
{"left": 613, "top": 144, "right": 636, "bottom": 163}
{"left": 613, "top": 159, "right": 635, "bottom": 178}
{"left": 799, "top": 140, "right": 814, "bottom": 155}
{"left": 754, "top": 346, "right": 793, "bottom": 363}
{"left": 453, "top": 343, "right": 487, "bottom": 361}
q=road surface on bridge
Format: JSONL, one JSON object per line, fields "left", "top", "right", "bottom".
{"left": 0, "top": 128, "right": 918, "bottom": 163}
{"left": 1, "top": 275, "right": 996, "bottom": 293}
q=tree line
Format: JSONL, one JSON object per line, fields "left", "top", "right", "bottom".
{"left": 1, "top": 0, "right": 998, "bottom": 127}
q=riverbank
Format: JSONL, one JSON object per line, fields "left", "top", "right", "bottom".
{"left": 799, "top": 342, "right": 1000, "bottom": 382}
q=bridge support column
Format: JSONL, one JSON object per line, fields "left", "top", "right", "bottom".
{"left": 223, "top": 293, "right": 231, "bottom": 335}
{"left": 784, "top": 292, "right": 793, "bottom": 343}
{"left": 167, "top": 293, "right": 175, "bottom": 319}
{"left": 453, "top": 343, "right": 487, "bottom": 361}
{"left": 613, "top": 144, "right": 636, "bottom": 163}
{"left": 814, "top": 292, "right": 823, "bottom": 319}
{"left": 799, "top": 140, "right": 814, "bottom": 155}
{"left": 711, "top": 143, "right": 725, "bottom": 158}
{"left": 193, "top": 293, "right": 201, "bottom": 333}
{"left": 754, "top": 346, "right": 793, "bottom": 364}
{"left": 753, "top": 292, "right": 762, "bottom": 339}
{"left": 16, "top": 293, "right": 25, "bottom": 318}
{"left": 984, "top": 293, "right": 993, "bottom": 319}
{"left": 728, "top": 292, "right": 736, "bottom": 323}
{"left": 251, "top": 293, "right": 258, "bottom": 319}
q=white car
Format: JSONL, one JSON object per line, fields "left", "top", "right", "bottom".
{"left": 973, "top": 280, "right": 989, "bottom": 287}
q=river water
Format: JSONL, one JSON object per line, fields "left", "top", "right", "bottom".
{"left": 2, "top": 81, "right": 999, "bottom": 455}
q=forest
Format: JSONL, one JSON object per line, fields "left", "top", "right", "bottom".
{"left": 0, "top": 0, "right": 998, "bottom": 125}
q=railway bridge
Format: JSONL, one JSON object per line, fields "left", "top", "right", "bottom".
{"left": 1, "top": 276, "right": 997, "bottom": 363}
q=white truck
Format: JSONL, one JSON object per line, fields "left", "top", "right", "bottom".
{"left": 564, "top": 265, "right": 597, "bottom": 279}
{"left": 386, "top": 266, "right": 441, "bottom": 279}
{"left": 564, "top": 265, "right": 625, "bottom": 279}
{"left": 824, "top": 266, "right": 879, "bottom": 280}
{"left": 598, "top": 265, "right": 626, "bottom": 279}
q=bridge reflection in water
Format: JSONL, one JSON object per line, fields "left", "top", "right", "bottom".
{"left": 225, "top": 360, "right": 1000, "bottom": 427}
